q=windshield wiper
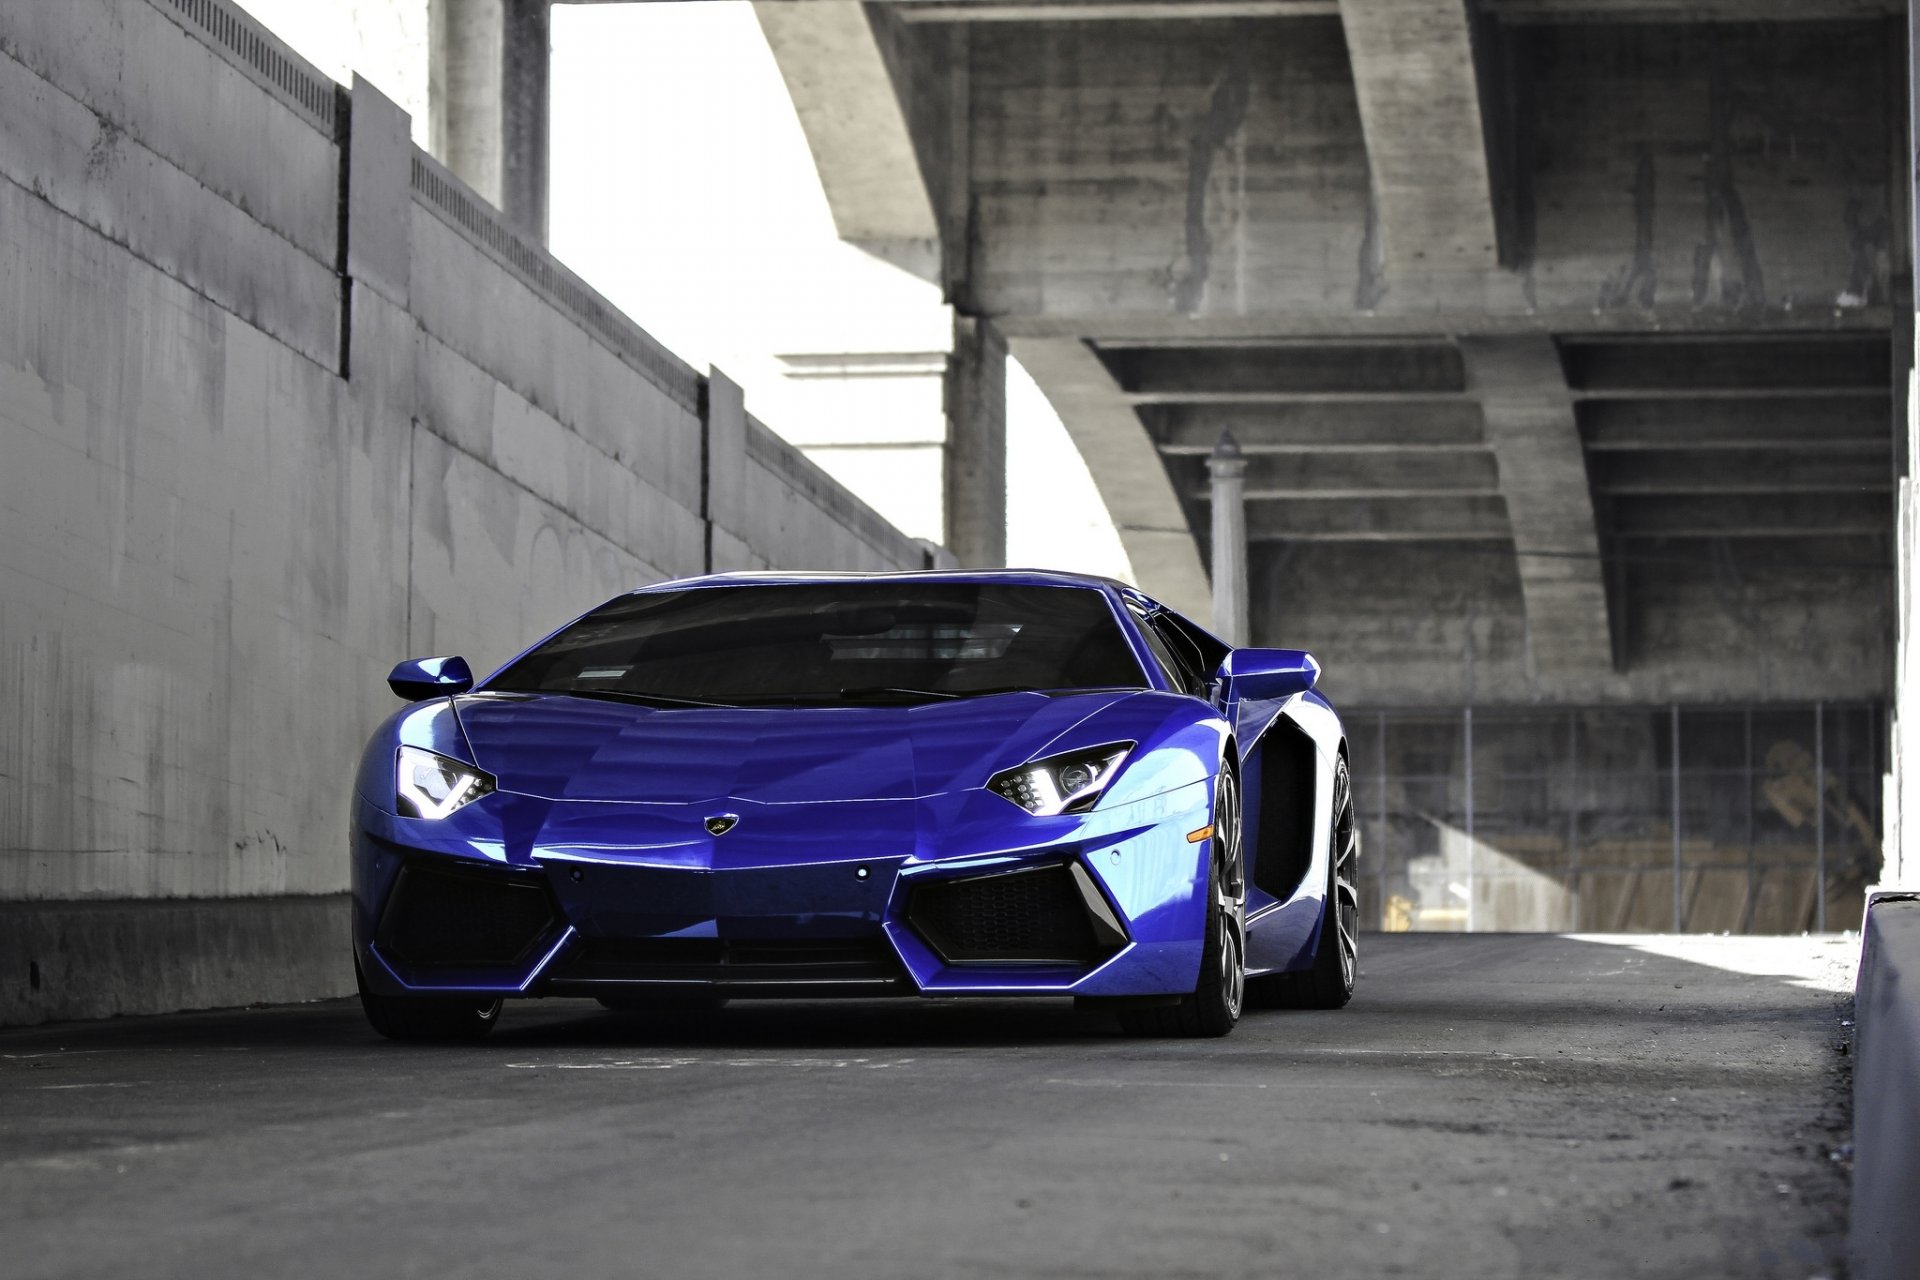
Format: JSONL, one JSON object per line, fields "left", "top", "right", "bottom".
{"left": 534, "top": 685, "right": 1127, "bottom": 710}
{"left": 547, "top": 688, "right": 737, "bottom": 710}
{"left": 837, "top": 686, "right": 964, "bottom": 702}
{"left": 835, "top": 685, "right": 1049, "bottom": 703}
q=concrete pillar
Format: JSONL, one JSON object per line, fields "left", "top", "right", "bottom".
{"left": 943, "top": 314, "right": 1007, "bottom": 567}
{"left": 347, "top": 76, "right": 413, "bottom": 315}
{"left": 434, "top": 0, "right": 548, "bottom": 240}
{"left": 703, "top": 368, "right": 748, "bottom": 574}
{"left": 1208, "top": 430, "right": 1249, "bottom": 646}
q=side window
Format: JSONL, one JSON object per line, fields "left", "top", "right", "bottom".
{"left": 1146, "top": 615, "right": 1208, "bottom": 698}
{"left": 1160, "top": 611, "right": 1230, "bottom": 680}
{"left": 1128, "top": 605, "right": 1184, "bottom": 692}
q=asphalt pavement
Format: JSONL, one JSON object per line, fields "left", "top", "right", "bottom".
{"left": 0, "top": 933, "right": 1857, "bottom": 1280}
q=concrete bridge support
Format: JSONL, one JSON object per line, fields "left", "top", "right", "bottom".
{"left": 757, "top": 1, "right": 1012, "bottom": 567}
{"left": 435, "top": 0, "right": 550, "bottom": 241}
{"left": 1336, "top": 0, "right": 1502, "bottom": 274}
{"left": 752, "top": 0, "right": 944, "bottom": 271}
{"left": 1005, "top": 337, "right": 1212, "bottom": 618}
{"left": 944, "top": 315, "right": 1009, "bottom": 567}
{"left": 1459, "top": 337, "right": 1613, "bottom": 676}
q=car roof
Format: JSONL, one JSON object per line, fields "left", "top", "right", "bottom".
{"left": 633, "top": 568, "right": 1141, "bottom": 595}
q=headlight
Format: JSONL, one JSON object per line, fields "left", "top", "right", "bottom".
{"left": 988, "top": 743, "right": 1133, "bottom": 816}
{"left": 395, "top": 745, "right": 494, "bottom": 819}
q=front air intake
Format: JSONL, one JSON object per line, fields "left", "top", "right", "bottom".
{"left": 907, "top": 863, "right": 1126, "bottom": 966}
{"left": 544, "top": 936, "right": 910, "bottom": 995}
{"left": 376, "top": 862, "right": 560, "bottom": 969}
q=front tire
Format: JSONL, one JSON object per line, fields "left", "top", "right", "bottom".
{"left": 1118, "top": 766, "right": 1244, "bottom": 1038}
{"left": 357, "top": 964, "right": 502, "bottom": 1042}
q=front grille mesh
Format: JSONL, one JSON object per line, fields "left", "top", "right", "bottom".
{"left": 547, "top": 936, "right": 907, "bottom": 990}
{"left": 907, "top": 865, "right": 1104, "bottom": 964}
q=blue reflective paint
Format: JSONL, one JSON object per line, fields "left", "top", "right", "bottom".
{"left": 386, "top": 655, "right": 474, "bottom": 700}
{"left": 350, "top": 570, "right": 1347, "bottom": 1003}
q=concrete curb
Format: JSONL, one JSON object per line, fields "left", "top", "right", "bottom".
{"left": 0, "top": 895, "right": 353, "bottom": 1027}
{"left": 1851, "top": 891, "right": 1920, "bottom": 1280}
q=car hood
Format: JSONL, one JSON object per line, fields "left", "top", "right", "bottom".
{"left": 453, "top": 689, "right": 1143, "bottom": 804}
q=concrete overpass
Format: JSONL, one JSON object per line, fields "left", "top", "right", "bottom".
{"left": 740, "top": 0, "right": 1908, "bottom": 937}
{"left": 355, "top": 0, "right": 1906, "bottom": 703}
{"left": 748, "top": 0, "right": 1904, "bottom": 711}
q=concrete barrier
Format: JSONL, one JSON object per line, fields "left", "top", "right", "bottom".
{"left": 0, "top": 0, "right": 931, "bottom": 1026}
{"left": 1852, "top": 891, "right": 1920, "bottom": 1279}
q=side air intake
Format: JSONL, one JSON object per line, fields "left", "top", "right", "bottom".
{"left": 907, "top": 863, "right": 1127, "bottom": 966}
{"left": 376, "top": 862, "right": 560, "bottom": 969}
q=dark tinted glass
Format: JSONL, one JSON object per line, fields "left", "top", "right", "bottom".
{"left": 1132, "top": 616, "right": 1187, "bottom": 692}
{"left": 1147, "top": 616, "right": 1209, "bottom": 696}
{"left": 488, "top": 583, "right": 1146, "bottom": 705}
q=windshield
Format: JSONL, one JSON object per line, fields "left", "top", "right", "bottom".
{"left": 485, "top": 583, "right": 1147, "bottom": 706}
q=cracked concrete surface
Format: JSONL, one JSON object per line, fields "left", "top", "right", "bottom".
{"left": 0, "top": 933, "right": 1856, "bottom": 1279}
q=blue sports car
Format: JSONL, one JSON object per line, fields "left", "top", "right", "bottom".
{"left": 350, "top": 570, "right": 1358, "bottom": 1040}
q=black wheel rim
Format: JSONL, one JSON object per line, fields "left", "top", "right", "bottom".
{"left": 1331, "top": 761, "right": 1360, "bottom": 991}
{"left": 1217, "top": 768, "right": 1245, "bottom": 1019}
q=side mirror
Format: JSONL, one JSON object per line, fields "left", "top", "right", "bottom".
{"left": 387, "top": 655, "right": 474, "bottom": 701}
{"left": 1216, "top": 648, "right": 1319, "bottom": 701}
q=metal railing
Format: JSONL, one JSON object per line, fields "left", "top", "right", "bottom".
{"left": 147, "top": 0, "right": 337, "bottom": 135}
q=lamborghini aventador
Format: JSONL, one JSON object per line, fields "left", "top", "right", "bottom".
{"left": 350, "top": 571, "right": 1358, "bottom": 1039}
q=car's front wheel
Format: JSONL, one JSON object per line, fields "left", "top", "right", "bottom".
{"left": 357, "top": 964, "right": 502, "bottom": 1041}
{"left": 1118, "top": 766, "right": 1244, "bottom": 1038}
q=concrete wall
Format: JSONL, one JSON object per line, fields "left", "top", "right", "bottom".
{"left": 1896, "top": 369, "right": 1919, "bottom": 890}
{"left": 1874, "top": 10, "right": 1916, "bottom": 896}
{"left": 1851, "top": 893, "right": 1920, "bottom": 1279}
{"left": 0, "top": 0, "right": 928, "bottom": 1026}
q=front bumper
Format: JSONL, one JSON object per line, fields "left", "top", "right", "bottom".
{"left": 351, "top": 779, "right": 1216, "bottom": 1001}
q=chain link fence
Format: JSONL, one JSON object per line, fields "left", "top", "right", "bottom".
{"left": 1347, "top": 703, "right": 1885, "bottom": 934}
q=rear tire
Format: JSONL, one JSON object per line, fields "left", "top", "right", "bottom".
{"left": 1118, "top": 766, "right": 1244, "bottom": 1038}
{"left": 1247, "top": 754, "right": 1358, "bottom": 1011}
{"left": 357, "top": 964, "right": 502, "bottom": 1042}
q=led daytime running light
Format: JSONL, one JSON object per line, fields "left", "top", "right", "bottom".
{"left": 395, "top": 745, "right": 494, "bottom": 820}
{"left": 989, "top": 743, "right": 1133, "bottom": 816}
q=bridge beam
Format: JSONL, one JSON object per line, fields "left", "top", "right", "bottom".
{"left": 1009, "top": 338, "right": 1212, "bottom": 618}
{"left": 1460, "top": 337, "right": 1615, "bottom": 675}
{"left": 753, "top": 0, "right": 945, "bottom": 279}
{"left": 1336, "top": 0, "right": 1502, "bottom": 276}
